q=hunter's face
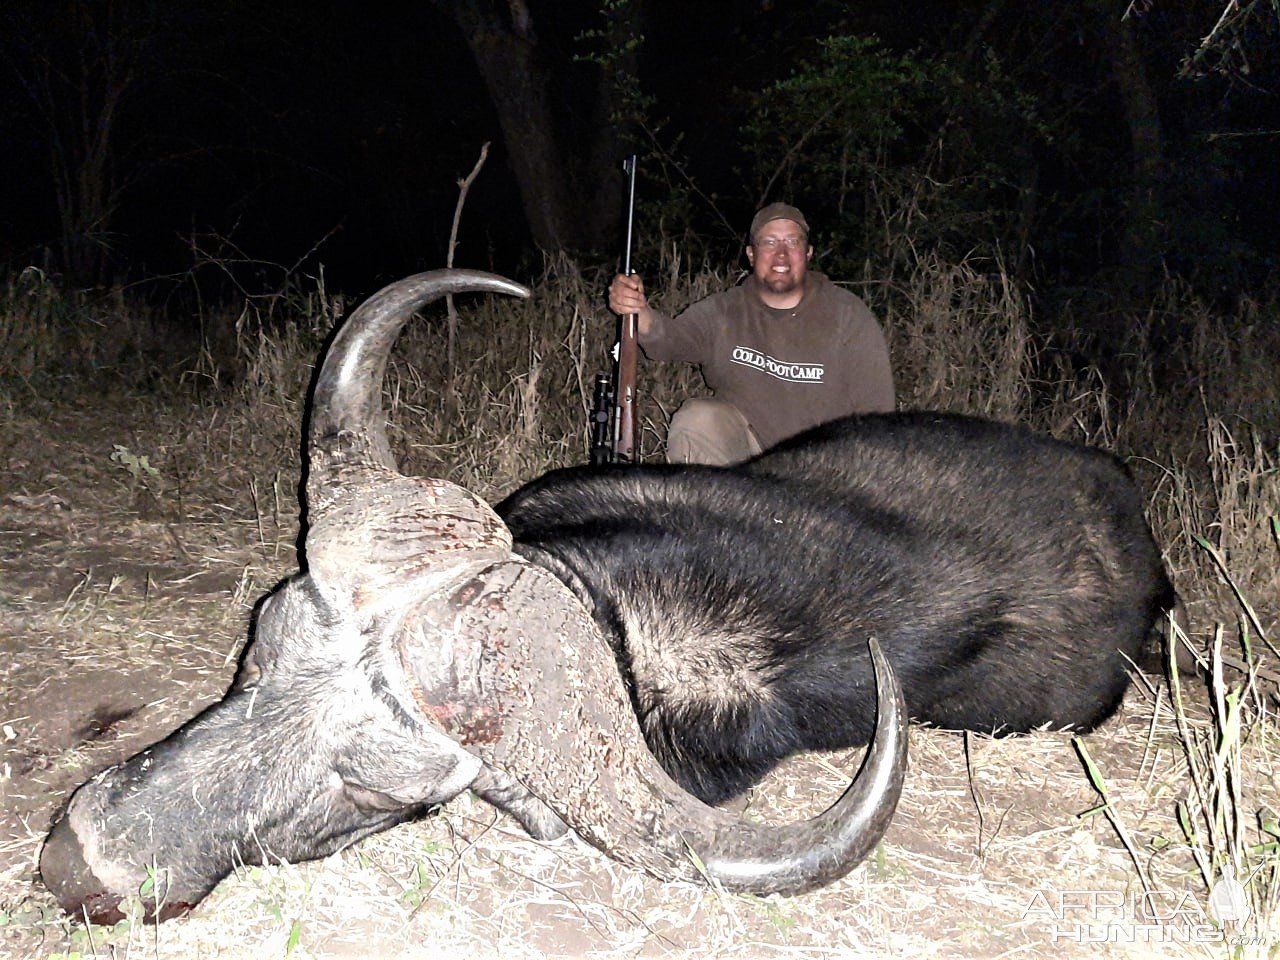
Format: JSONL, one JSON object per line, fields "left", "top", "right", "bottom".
{"left": 747, "top": 219, "right": 812, "bottom": 300}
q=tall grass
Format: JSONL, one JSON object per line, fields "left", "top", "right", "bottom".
{"left": 0, "top": 268, "right": 63, "bottom": 381}
{"left": 0, "top": 267, "right": 203, "bottom": 387}
{"left": 1145, "top": 342, "right": 1278, "bottom": 950}
{"left": 878, "top": 252, "right": 1038, "bottom": 420}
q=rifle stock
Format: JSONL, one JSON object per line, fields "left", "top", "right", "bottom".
{"left": 615, "top": 309, "right": 638, "bottom": 461}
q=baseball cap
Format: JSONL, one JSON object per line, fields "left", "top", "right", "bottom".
{"left": 749, "top": 203, "right": 809, "bottom": 243}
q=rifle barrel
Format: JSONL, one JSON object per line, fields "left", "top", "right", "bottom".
{"left": 622, "top": 156, "right": 637, "bottom": 277}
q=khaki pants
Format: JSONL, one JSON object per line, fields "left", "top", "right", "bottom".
{"left": 666, "top": 398, "right": 764, "bottom": 466}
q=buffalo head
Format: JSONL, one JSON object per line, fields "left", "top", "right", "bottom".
{"left": 40, "top": 270, "right": 907, "bottom": 922}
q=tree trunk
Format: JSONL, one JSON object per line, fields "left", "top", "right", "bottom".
{"left": 432, "top": 0, "right": 636, "bottom": 254}
{"left": 1096, "top": 2, "right": 1166, "bottom": 291}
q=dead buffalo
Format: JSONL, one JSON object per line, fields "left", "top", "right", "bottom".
{"left": 40, "top": 270, "right": 907, "bottom": 924}
{"left": 498, "top": 409, "right": 1177, "bottom": 805}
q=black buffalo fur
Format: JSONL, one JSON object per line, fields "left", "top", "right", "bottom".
{"left": 496, "top": 411, "right": 1176, "bottom": 806}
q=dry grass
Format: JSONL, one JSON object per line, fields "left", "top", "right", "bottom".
{"left": 0, "top": 253, "right": 1277, "bottom": 958}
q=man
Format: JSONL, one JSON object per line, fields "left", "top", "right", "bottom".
{"left": 608, "top": 202, "right": 895, "bottom": 465}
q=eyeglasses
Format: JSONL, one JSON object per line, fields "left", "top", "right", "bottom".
{"left": 753, "top": 236, "right": 806, "bottom": 251}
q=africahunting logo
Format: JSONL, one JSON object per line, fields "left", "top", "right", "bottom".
{"left": 1022, "top": 874, "right": 1264, "bottom": 946}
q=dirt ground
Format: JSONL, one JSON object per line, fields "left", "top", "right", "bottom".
{"left": 0, "top": 391, "right": 1267, "bottom": 959}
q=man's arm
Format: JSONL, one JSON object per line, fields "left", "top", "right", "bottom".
{"left": 842, "top": 299, "right": 896, "bottom": 413}
{"left": 857, "top": 321, "right": 896, "bottom": 412}
{"left": 610, "top": 272, "right": 721, "bottom": 365}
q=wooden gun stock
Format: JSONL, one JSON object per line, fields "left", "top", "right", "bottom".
{"left": 614, "top": 309, "right": 638, "bottom": 462}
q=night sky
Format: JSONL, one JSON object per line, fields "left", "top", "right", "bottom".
{"left": 1, "top": 0, "right": 1277, "bottom": 310}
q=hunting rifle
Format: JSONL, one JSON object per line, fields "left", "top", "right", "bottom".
{"left": 590, "top": 155, "right": 639, "bottom": 465}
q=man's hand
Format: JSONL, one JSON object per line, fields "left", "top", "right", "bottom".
{"left": 608, "top": 273, "right": 654, "bottom": 336}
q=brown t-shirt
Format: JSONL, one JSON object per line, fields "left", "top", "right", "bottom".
{"left": 640, "top": 272, "right": 895, "bottom": 448}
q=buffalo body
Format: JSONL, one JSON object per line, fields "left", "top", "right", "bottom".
{"left": 500, "top": 411, "right": 1174, "bottom": 803}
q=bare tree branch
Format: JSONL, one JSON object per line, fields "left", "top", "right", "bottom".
{"left": 445, "top": 141, "right": 491, "bottom": 374}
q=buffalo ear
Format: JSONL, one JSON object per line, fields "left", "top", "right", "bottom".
{"left": 340, "top": 781, "right": 415, "bottom": 815}
{"left": 334, "top": 737, "right": 483, "bottom": 811}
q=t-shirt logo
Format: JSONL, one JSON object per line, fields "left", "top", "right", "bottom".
{"left": 730, "top": 345, "right": 825, "bottom": 383}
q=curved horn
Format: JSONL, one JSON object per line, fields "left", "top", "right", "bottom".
{"left": 306, "top": 269, "right": 530, "bottom": 510}
{"left": 399, "top": 559, "right": 908, "bottom": 896}
{"left": 696, "top": 636, "right": 906, "bottom": 893}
